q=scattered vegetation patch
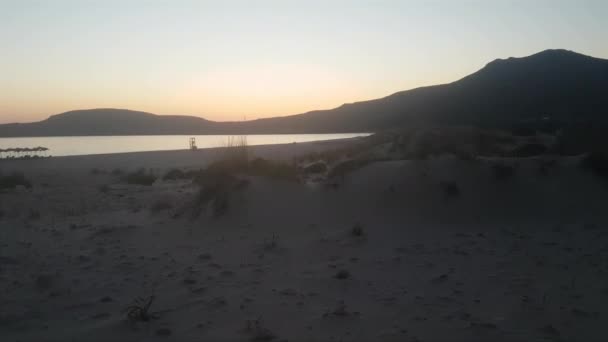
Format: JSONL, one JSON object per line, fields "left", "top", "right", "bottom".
{"left": 150, "top": 198, "right": 173, "bottom": 213}
{"left": 111, "top": 168, "right": 124, "bottom": 176}
{"left": 581, "top": 152, "right": 608, "bottom": 180}
{"left": 327, "top": 159, "right": 369, "bottom": 182}
{"left": 188, "top": 148, "right": 293, "bottom": 217}
{"left": 553, "top": 125, "right": 608, "bottom": 156}
{"left": 124, "top": 168, "right": 157, "bottom": 186}
{"left": 351, "top": 223, "right": 365, "bottom": 237}
{"left": 302, "top": 161, "right": 328, "bottom": 174}
{"left": 334, "top": 269, "right": 351, "bottom": 280}
{"left": 0, "top": 171, "right": 32, "bottom": 189}
{"left": 205, "top": 158, "right": 297, "bottom": 182}
{"left": 194, "top": 171, "right": 238, "bottom": 218}
{"left": 510, "top": 125, "right": 537, "bottom": 137}
{"left": 156, "top": 328, "right": 172, "bottom": 336}
{"left": 538, "top": 159, "right": 557, "bottom": 177}
{"left": 492, "top": 163, "right": 515, "bottom": 181}
{"left": 162, "top": 168, "right": 187, "bottom": 181}
{"left": 195, "top": 138, "right": 297, "bottom": 182}
{"left": 296, "top": 141, "right": 367, "bottom": 165}
{"left": 263, "top": 234, "right": 279, "bottom": 251}
{"left": 245, "top": 317, "right": 276, "bottom": 342}
{"left": 512, "top": 143, "right": 548, "bottom": 157}
{"left": 440, "top": 181, "right": 460, "bottom": 198}
{"left": 98, "top": 184, "right": 110, "bottom": 193}
{"left": 90, "top": 167, "right": 106, "bottom": 175}
{"left": 221, "top": 135, "right": 249, "bottom": 162}
{"left": 248, "top": 158, "right": 298, "bottom": 181}
{"left": 453, "top": 150, "right": 477, "bottom": 162}
{"left": 28, "top": 209, "right": 41, "bottom": 220}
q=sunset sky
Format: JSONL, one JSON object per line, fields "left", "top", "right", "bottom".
{"left": 1, "top": 0, "right": 607, "bottom": 124}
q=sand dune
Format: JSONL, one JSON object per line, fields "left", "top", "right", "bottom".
{"left": 1, "top": 141, "right": 608, "bottom": 342}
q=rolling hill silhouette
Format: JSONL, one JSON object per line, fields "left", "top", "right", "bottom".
{"left": 1, "top": 49, "right": 606, "bottom": 137}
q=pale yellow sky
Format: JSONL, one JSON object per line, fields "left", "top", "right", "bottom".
{"left": 1, "top": 1, "right": 607, "bottom": 124}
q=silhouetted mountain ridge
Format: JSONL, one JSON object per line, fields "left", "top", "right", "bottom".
{"left": 1, "top": 49, "right": 606, "bottom": 136}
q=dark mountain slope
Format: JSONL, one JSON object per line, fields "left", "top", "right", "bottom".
{"left": 243, "top": 49, "right": 608, "bottom": 132}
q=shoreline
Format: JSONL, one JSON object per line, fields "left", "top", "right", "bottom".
{"left": 0, "top": 135, "right": 368, "bottom": 160}
{"left": 0, "top": 137, "right": 360, "bottom": 172}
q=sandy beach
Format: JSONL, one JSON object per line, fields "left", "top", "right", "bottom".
{"left": 3, "top": 1, "right": 608, "bottom": 340}
{"left": 1, "top": 138, "right": 608, "bottom": 342}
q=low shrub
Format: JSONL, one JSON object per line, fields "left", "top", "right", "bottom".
{"left": 302, "top": 161, "right": 328, "bottom": 174}
{"left": 263, "top": 234, "right": 279, "bottom": 251}
{"left": 351, "top": 223, "right": 364, "bottom": 237}
{"left": 248, "top": 158, "right": 298, "bottom": 181}
{"left": 0, "top": 171, "right": 32, "bottom": 189}
{"left": 581, "top": 152, "right": 608, "bottom": 180}
{"left": 538, "top": 159, "right": 557, "bottom": 177}
{"left": 511, "top": 125, "right": 537, "bottom": 137}
{"left": 334, "top": 270, "right": 351, "bottom": 279}
{"left": 124, "top": 169, "right": 156, "bottom": 186}
{"left": 199, "top": 158, "right": 298, "bottom": 182}
{"left": 194, "top": 170, "right": 239, "bottom": 218}
{"left": 90, "top": 168, "right": 106, "bottom": 175}
{"left": 553, "top": 125, "right": 608, "bottom": 156}
{"left": 150, "top": 198, "right": 173, "bottom": 213}
{"left": 28, "top": 209, "right": 41, "bottom": 220}
{"left": 512, "top": 143, "right": 548, "bottom": 157}
{"left": 111, "top": 168, "right": 124, "bottom": 176}
{"left": 440, "top": 181, "right": 460, "bottom": 198}
{"left": 327, "top": 159, "right": 368, "bottom": 181}
{"left": 190, "top": 154, "right": 296, "bottom": 217}
{"left": 162, "top": 168, "right": 187, "bottom": 181}
{"left": 245, "top": 317, "right": 276, "bottom": 342}
{"left": 453, "top": 150, "right": 477, "bottom": 161}
{"left": 296, "top": 142, "right": 367, "bottom": 165}
{"left": 492, "top": 163, "right": 515, "bottom": 181}
{"left": 218, "top": 135, "right": 249, "bottom": 167}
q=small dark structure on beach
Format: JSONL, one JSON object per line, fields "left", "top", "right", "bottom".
{"left": 189, "top": 137, "right": 197, "bottom": 150}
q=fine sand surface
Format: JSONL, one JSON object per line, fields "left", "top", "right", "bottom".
{"left": 1, "top": 139, "right": 608, "bottom": 342}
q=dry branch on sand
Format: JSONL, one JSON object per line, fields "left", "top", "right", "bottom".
{"left": 124, "top": 295, "right": 157, "bottom": 322}
{"left": 245, "top": 317, "right": 276, "bottom": 341}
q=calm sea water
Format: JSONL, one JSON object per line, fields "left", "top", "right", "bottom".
{"left": 0, "top": 134, "right": 370, "bottom": 157}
